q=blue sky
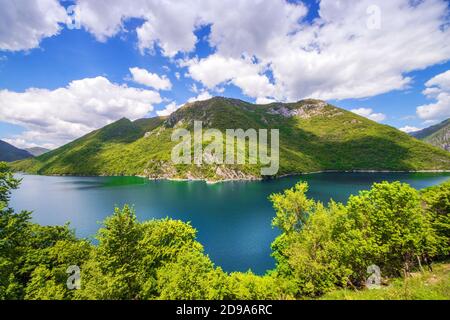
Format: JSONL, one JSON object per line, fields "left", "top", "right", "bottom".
{"left": 0, "top": 0, "right": 449, "bottom": 148}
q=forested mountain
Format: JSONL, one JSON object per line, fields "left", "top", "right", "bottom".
{"left": 12, "top": 97, "right": 450, "bottom": 181}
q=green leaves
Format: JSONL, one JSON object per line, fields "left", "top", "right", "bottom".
{"left": 157, "top": 250, "right": 227, "bottom": 300}
{"left": 1, "top": 160, "right": 448, "bottom": 300}
{"left": 421, "top": 181, "right": 450, "bottom": 256}
{"left": 270, "top": 182, "right": 315, "bottom": 234}
{"left": 269, "top": 180, "right": 446, "bottom": 297}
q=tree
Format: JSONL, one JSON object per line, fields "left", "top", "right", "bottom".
{"left": 343, "top": 182, "right": 437, "bottom": 278}
{"left": 77, "top": 207, "right": 209, "bottom": 300}
{"left": 81, "top": 205, "right": 143, "bottom": 300}
{"left": 270, "top": 180, "right": 440, "bottom": 297}
{"left": 157, "top": 250, "right": 228, "bottom": 300}
{"left": 271, "top": 196, "right": 351, "bottom": 297}
{"left": 0, "top": 162, "right": 31, "bottom": 299}
{"left": 421, "top": 181, "right": 450, "bottom": 257}
{"left": 138, "top": 219, "right": 204, "bottom": 299}
{"left": 227, "top": 272, "right": 289, "bottom": 300}
{"left": 270, "top": 182, "right": 315, "bottom": 234}
{"left": 24, "top": 266, "right": 66, "bottom": 300}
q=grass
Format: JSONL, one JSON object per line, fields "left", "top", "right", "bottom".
{"left": 321, "top": 262, "right": 450, "bottom": 300}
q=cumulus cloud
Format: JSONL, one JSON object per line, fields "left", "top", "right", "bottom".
{"left": 185, "top": 55, "right": 277, "bottom": 101}
{"left": 256, "top": 97, "right": 277, "bottom": 105}
{"left": 129, "top": 67, "right": 172, "bottom": 90}
{"left": 156, "top": 102, "right": 182, "bottom": 117}
{"left": 74, "top": 0, "right": 306, "bottom": 58}
{"left": 399, "top": 126, "right": 422, "bottom": 133}
{"left": 0, "top": 0, "right": 68, "bottom": 51}
{"left": 188, "top": 91, "right": 213, "bottom": 103}
{"left": 72, "top": 0, "right": 450, "bottom": 102}
{"left": 3, "top": 0, "right": 450, "bottom": 103}
{"left": 0, "top": 77, "right": 162, "bottom": 148}
{"left": 156, "top": 91, "right": 214, "bottom": 117}
{"left": 417, "top": 70, "right": 450, "bottom": 122}
{"left": 351, "top": 108, "right": 386, "bottom": 122}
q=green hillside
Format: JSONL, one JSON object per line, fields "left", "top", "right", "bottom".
{"left": 12, "top": 97, "right": 450, "bottom": 181}
{"left": 412, "top": 118, "right": 450, "bottom": 151}
{"left": 0, "top": 140, "right": 33, "bottom": 162}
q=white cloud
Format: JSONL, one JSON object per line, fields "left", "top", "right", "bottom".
{"left": 186, "top": 55, "right": 277, "bottom": 101}
{"left": 399, "top": 126, "right": 422, "bottom": 133}
{"left": 129, "top": 67, "right": 172, "bottom": 90}
{"left": 74, "top": 0, "right": 306, "bottom": 58}
{"left": 0, "top": 0, "right": 68, "bottom": 51}
{"left": 256, "top": 97, "right": 277, "bottom": 105}
{"left": 351, "top": 108, "right": 386, "bottom": 122}
{"left": 0, "top": 77, "right": 162, "bottom": 148}
{"left": 156, "top": 102, "right": 180, "bottom": 117}
{"left": 72, "top": 0, "right": 450, "bottom": 102}
{"left": 417, "top": 70, "right": 450, "bottom": 122}
{"left": 188, "top": 91, "right": 213, "bottom": 103}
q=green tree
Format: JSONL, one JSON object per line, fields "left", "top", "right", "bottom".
{"left": 270, "top": 182, "right": 315, "bottom": 234}
{"left": 24, "top": 266, "right": 66, "bottom": 300}
{"left": 138, "top": 219, "right": 204, "bottom": 299}
{"left": 80, "top": 205, "right": 142, "bottom": 299}
{"left": 421, "top": 181, "right": 450, "bottom": 257}
{"left": 157, "top": 250, "right": 228, "bottom": 300}
{"left": 271, "top": 198, "right": 351, "bottom": 297}
{"left": 270, "top": 181, "right": 440, "bottom": 297}
{"left": 0, "top": 162, "right": 31, "bottom": 299}
{"left": 227, "top": 272, "right": 289, "bottom": 300}
{"left": 343, "top": 182, "right": 437, "bottom": 278}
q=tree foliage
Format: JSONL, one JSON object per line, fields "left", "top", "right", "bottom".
{"left": 270, "top": 181, "right": 446, "bottom": 297}
{"left": 0, "top": 161, "right": 448, "bottom": 300}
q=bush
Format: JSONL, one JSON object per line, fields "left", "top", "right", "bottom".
{"left": 270, "top": 181, "right": 442, "bottom": 297}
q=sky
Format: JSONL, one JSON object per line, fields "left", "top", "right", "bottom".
{"left": 0, "top": 0, "right": 449, "bottom": 149}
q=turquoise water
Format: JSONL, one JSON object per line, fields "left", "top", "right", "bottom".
{"left": 10, "top": 172, "right": 450, "bottom": 274}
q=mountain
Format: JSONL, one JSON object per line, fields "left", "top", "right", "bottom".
{"left": 0, "top": 140, "right": 33, "bottom": 162}
{"left": 12, "top": 97, "right": 450, "bottom": 181}
{"left": 25, "top": 147, "right": 50, "bottom": 157}
{"left": 411, "top": 119, "right": 450, "bottom": 152}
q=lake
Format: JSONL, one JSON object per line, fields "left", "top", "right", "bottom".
{"left": 10, "top": 172, "right": 450, "bottom": 274}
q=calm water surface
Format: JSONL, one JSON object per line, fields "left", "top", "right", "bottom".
{"left": 10, "top": 172, "right": 450, "bottom": 274}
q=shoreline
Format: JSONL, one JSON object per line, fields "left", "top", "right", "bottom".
{"left": 16, "top": 169, "right": 450, "bottom": 184}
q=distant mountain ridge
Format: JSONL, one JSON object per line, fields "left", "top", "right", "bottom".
{"left": 25, "top": 147, "right": 50, "bottom": 157}
{"left": 411, "top": 119, "right": 450, "bottom": 152}
{"left": 12, "top": 97, "right": 450, "bottom": 182}
{"left": 0, "top": 140, "right": 33, "bottom": 162}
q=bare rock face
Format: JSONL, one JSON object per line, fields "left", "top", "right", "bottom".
{"left": 144, "top": 160, "right": 177, "bottom": 179}
{"left": 267, "top": 101, "right": 328, "bottom": 119}
{"left": 215, "top": 166, "right": 257, "bottom": 181}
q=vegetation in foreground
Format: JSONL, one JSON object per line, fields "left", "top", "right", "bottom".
{"left": 321, "top": 263, "right": 449, "bottom": 300}
{"left": 1, "top": 162, "right": 449, "bottom": 300}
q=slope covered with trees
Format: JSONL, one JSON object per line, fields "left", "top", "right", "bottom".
{"left": 1, "top": 162, "right": 448, "bottom": 300}
{"left": 12, "top": 98, "right": 450, "bottom": 181}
